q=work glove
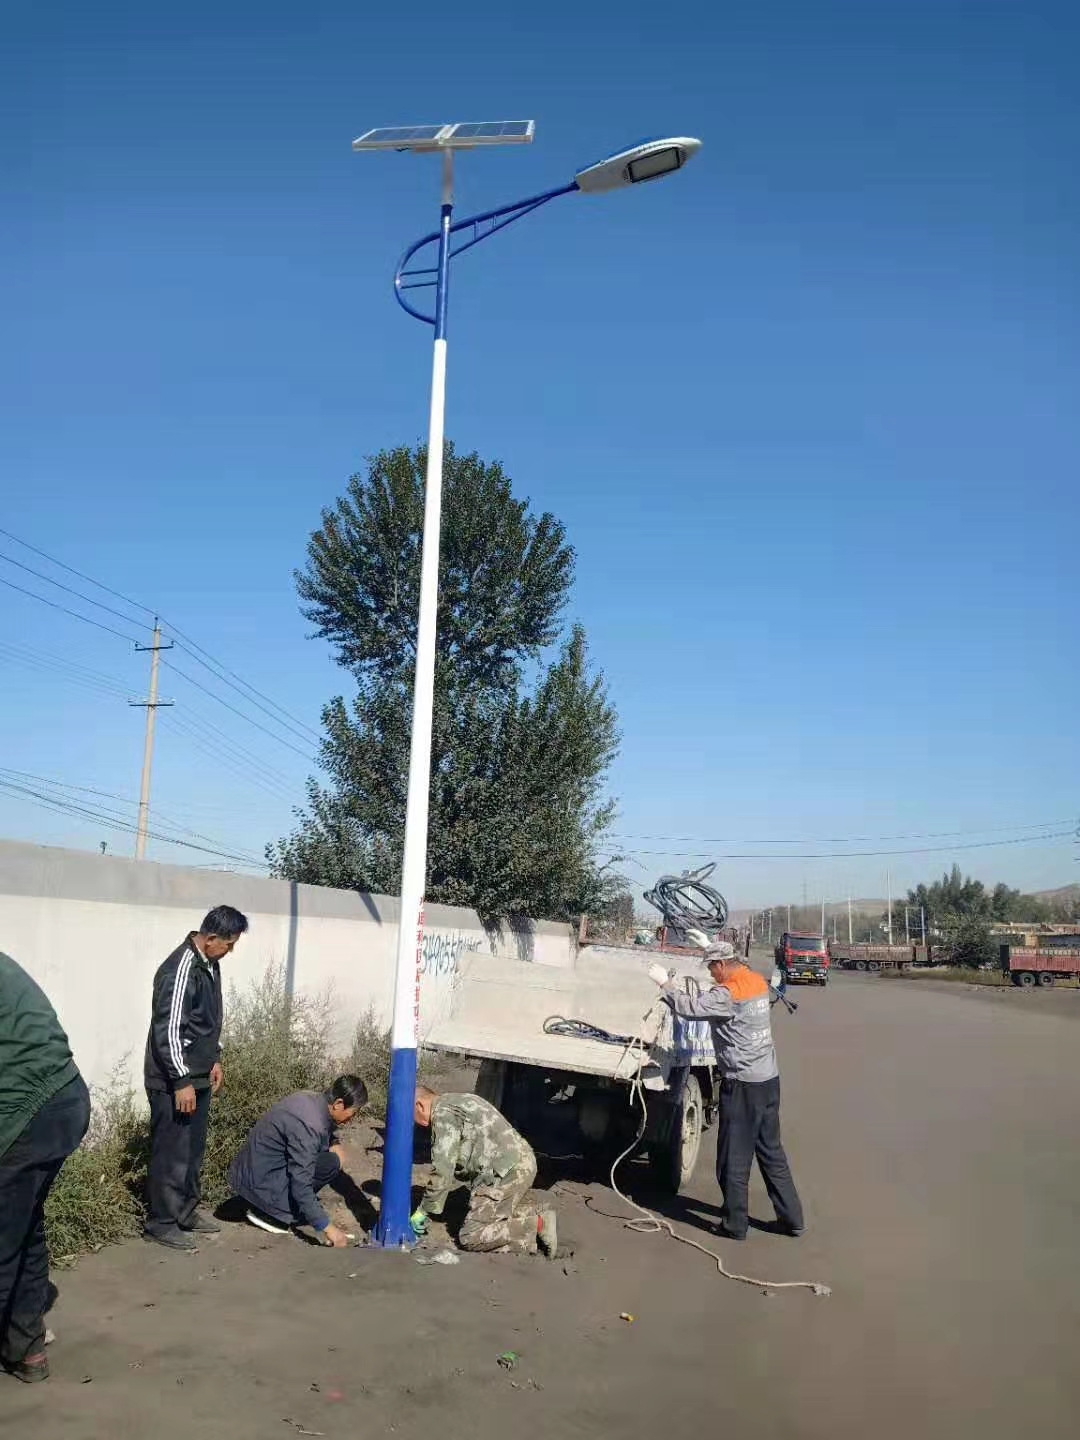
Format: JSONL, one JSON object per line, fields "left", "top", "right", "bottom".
{"left": 648, "top": 963, "right": 672, "bottom": 986}
{"left": 684, "top": 928, "right": 711, "bottom": 950}
{"left": 409, "top": 1209, "right": 429, "bottom": 1237}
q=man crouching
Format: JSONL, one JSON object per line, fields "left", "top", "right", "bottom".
{"left": 228, "top": 1075, "right": 367, "bottom": 1247}
{"left": 410, "top": 1088, "right": 558, "bottom": 1258}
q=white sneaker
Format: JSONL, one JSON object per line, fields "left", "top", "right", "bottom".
{"left": 246, "top": 1207, "right": 291, "bottom": 1235}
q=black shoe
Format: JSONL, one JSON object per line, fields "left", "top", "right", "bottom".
{"left": 779, "top": 1224, "right": 805, "bottom": 1238}
{"left": 143, "top": 1228, "right": 197, "bottom": 1252}
{"left": 4, "top": 1354, "right": 49, "bottom": 1383}
{"left": 713, "top": 1224, "right": 747, "bottom": 1242}
{"left": 181, "top": 1211, "right": 221, "bottom": 1234}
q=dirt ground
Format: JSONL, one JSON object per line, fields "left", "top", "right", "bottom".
{"left": 9, "top": 970, "right": 1080, "bottom": 1439}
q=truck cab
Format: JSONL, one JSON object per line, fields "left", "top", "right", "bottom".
{"left": 775, "top": 932, "right": 830, "bottom": 985}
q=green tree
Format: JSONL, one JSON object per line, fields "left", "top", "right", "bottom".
{"left": 269, "top": 444, "right": 621, "bottom": 921}
{"left": 895, "top": 868, "right": 1079, "bottom": 935}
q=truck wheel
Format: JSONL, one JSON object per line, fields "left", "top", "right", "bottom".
{"left": 1038, "top": 972, "right": 1055, "bottom": 988}
{"left": 855, "top": 959, "right": 868, "bottom": 972}
{"left": 1017, "top": 971, "right": 1037, "bottom": 988}
{"left": 649, "top": 1074, "right": 703, "bottom": 1194}
{"left": 867, "top": 960, "right": 880, "bottom": 973}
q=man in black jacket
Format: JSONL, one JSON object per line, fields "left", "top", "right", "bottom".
{"left": 143, "top": 905, "right": 248, "bottom": 1251}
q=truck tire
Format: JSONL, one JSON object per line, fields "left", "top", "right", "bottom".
{"left": 649, "top": 1074, "right": 703, "bottom": 1194}
{"left": 1038, "top": 972, "right": 1055, "bottom": 988}
{"left": 1017, "top": 971, "right": 1037, "bottom": 988}
{"left": 867, "top": 960, "right": 881, "bottom": 973}
{"left": 855, "top": 959, "right": 868, "bottom": 972}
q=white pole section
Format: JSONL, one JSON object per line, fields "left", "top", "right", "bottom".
{"left": 377, "top": 152, "right": 454, "bottom": 1249}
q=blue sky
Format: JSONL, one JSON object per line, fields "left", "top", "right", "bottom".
{"left": 1, "top": 0, "right": 1077, "bottom": 909}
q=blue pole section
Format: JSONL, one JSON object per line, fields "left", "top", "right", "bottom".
{"left": 375, "top": 184, "right": 453, "bottom": 1248}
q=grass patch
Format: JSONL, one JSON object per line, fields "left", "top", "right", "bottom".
{"left": 45, "top": 967, "right": 413, "bottom": 1260}
{"left": 878, "top": 966, "right": 1009, "bottom": 986}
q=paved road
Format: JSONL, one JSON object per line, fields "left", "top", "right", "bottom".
{"left": 10, "top": 972, "right": 1080, "bottom": 1438}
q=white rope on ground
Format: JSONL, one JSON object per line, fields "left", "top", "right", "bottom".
{"left": 604, "top": 1005, "right": 832, "bottom": 1298}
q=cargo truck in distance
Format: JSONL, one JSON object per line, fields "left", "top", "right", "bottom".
{"left": 830, "top": 942, "right": 933, "bottom": 972}
{"left": 775, "top": 933, "right": 830, "bottom": 985}
{"left": 1001, "top": 938, "right": 1080, "bottom": 987}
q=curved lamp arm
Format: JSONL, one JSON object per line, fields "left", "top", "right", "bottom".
{"left": 394, "top": 181, "right": 578, "bottom": 324}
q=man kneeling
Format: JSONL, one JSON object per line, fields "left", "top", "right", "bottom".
{"left": 228, "top": 1075, "right": 367, "bottom": 1248}
{"left": 410, "top": 1087, "right": 558, "bottom": 1258}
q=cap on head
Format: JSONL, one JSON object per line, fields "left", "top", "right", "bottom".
{"left": 703, "top": 941, "right": 738, "bottom": 967}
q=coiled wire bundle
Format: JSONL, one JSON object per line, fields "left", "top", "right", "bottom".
{"left": 642, "top": 861, "right": 728, "bottom": 938}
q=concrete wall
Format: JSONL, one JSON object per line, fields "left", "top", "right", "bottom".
{"left": 0, "top": 839, "right": 576, "bottom": 1090}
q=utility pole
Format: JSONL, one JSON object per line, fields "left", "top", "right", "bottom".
{"left": 820, "top": 897, "right": 826, "bottom": 937}
{"left": 904, "top": 905, "right": 910, "bottom": 944}
{"left": 886, "top": 870, "right": 893, "bottom": 946}
{"left": 130, "top": 619, "right": 173, "bottom": 860}
{"left": 847, "top": 895, "right": 853, "bottom": 943}
{"left": 768, "top": 909, "right": 773, "bottom": 943}
{"left": 786, "top": 903, "right": 791, "bottom": 933}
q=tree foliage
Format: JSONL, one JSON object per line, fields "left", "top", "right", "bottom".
{"left": 890, "top": 866, "right": 1078, "bottom": 968}
{"left": 269, "top": 444, "right": 621, "bottom": 921}
{"left": 894, "top": 866, "right": 1079, "bottom": 932}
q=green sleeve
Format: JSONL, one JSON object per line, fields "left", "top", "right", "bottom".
{"left": 422, "top": 1114, "right": 461, "bottom": 1215}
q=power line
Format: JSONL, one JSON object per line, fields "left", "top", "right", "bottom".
{"left": 0, "top": 776, "right": 266, "bottom": 868}
{"left": 608, "top": 819, "right": 1074, "bottom": 845}
{"left": 0, "top": 633, "right": 303, "bottom": 794}
{"left": 162, "top": 625, "right": 322, "bottom": 744}
{"left": 0, "top": 525, "right": 155, "bottom": 619}
{"left": 166, "top": 703, "right": 307, "bottom": 792}
{"left": 164, "top": 705, "right": 301, "bottom": 786}
{"left": 161, "top": 712, "right": 301, "bottom": 805}
{"left": 0, "top": 551, "right": 149, "bottom": 630}
{"left": 0, "top": 524, "right": 321, "bottom": 748}
{"left": 615, "top": 830, "right": 1076, "bottom": 861}
{"left": 162, "top": 658, "right": 319, "bottom": 763}
{"left": 0, "top": 642, "right": 131, "bottom": 701}
{"left": 0, "top": 766, "right": 264, "bottom": 864}
{"left": 0, "top": 575, "right": 141, "bottom": 643}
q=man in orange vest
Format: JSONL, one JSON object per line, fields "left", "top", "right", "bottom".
{"left": 650, "top": 940, "right": 804, "bottom": 1241}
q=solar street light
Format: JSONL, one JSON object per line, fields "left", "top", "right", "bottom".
{"left": 353, "top": 121, "right": 701, "bottom": 1249}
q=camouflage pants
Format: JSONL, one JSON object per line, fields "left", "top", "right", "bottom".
{"left": 458, "top": 1159, "right": 538, "bottom": 1254}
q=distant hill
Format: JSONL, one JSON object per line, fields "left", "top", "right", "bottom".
{"left": 731, "top": 882, "right": 1079, "bottom": 928}
{"left": 1030, "top": 883, "right": 1080, "bottom": 902}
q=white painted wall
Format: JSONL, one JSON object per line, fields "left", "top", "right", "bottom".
{"left": 0, "top": 839, "right": 576, "bottom": 1090}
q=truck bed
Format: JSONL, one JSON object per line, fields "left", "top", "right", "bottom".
{"left": 422, "top": 944, "right": 702, "bottom": 1088}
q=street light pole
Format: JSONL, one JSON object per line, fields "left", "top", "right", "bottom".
{"left": 354, "top": 124, "right": 702, "bottom": 1250}
{"left": 377, "top": 154, "right": 455, "bottom": 1248}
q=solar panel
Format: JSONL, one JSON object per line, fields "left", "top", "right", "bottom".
{"left": 352, "top": 125, "right": 448, "bottom": 150}
{"left": 449, "top": 121, "right": 534, "bottom": 142}
{"left": 353, "top": 121, "right": 534, "bottom": 152}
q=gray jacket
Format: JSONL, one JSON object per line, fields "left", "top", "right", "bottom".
{"left": 661, "top": 967, "right": 779, "bottom": 1083}
{"left": 228, "top": 1090, "right": 335, "bottom": 1231}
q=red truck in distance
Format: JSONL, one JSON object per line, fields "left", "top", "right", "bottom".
{"left": 775, "top": 932, "right": 830, "bottom": 986}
